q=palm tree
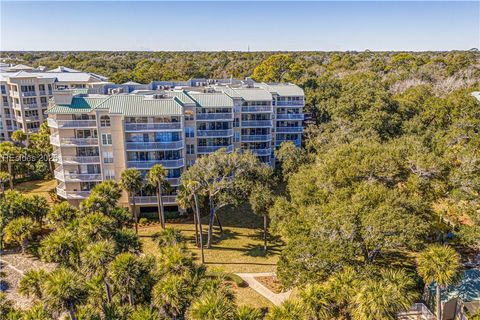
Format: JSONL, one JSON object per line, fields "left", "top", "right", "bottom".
{"left": 0, "top": 142, "right": 21, "bottom": 189}
{"left": 120, "top": 168, "right": 142, "bottom": 234}
{"left": 23, "top": 301, "right": 53, "bottom": 320}
{"left": 130, "top": 305, "right": 162, "bottom": 320}
{"left": 416, "top": 244, "right": 462, "bottom": 320}
{"left": 147, "top": 164, "right": 169, "bottom": 229}
{"left": 3, "top": 217, "right": 35, "bottom": 254}
{"left": 299, "top": 284, "right": 334, "bottom": 320}
{"left": 152, "top": 273, "right": 190, "bottom": 319}
{"left": 107, "top": 252, "right": 141, "bottom": 306}
{"left": 265, "top": 300, "right": 305, "bottom": 320}
{"left": 178, "top": 178, "right": 205, "bottom": 264}
{"left": 47, "top": 202, "right": 78, "bottom": 227}
{"left": 80, "top": 240, "right": 116, "bottom": 303}
{"left": 0, "top": 171, "right": 10, "bottom": 197}
{"left": 18, "top": 269, "right": 47, "bottom": 299}
{"left": 42, "top": 268, "right": 88, "bottom": 320}
{"left": 235, "top": 305, "right": 263, "bottom": 320}
{"left": 249, "top": 183, "right": 275, "bottom": 252}
{"left": 188, "top": 291, "right": 236, "bottom": 320}
{"left": 153, "top": 227, "right": 185, "bottom": 248}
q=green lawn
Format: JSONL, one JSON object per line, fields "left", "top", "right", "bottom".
{"left": 14, "top": 179, "right": 57, "bottom": 203}
{"left": 139, "top": 203, "right": 283, "bottom": 274}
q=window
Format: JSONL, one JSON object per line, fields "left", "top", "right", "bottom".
{"left": 186, "top": 144, "right": 195, "bottom": 155}
{"left": 0, "top": 85, "right": 6, "bottom": 94}
{"left": 105, "top": 169, "right": 115, "bottom": 180}
{"left": 103, "top": 151, "right": 114, "bottom": 163}
{"left": 185, "top": 110, "right": 194, "bottom": 121}
{"left": 101, "top": 133, "right": 112, "bottom": 145}
{"left": 234, "top": 132, "right": 240, "bottom": 142}
{"left": 185, "top": 127, "right": 194, "bottom": 138}
{"left": 100, "top": 115, "right": 111, "bottom": 127}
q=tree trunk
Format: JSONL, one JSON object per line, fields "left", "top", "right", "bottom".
{"left": 7, "top": 162, "right": 13, "bottom": 189}
{"left": 214, "top": 213, "right": 223, "bottom": 234}
{"left": 104, "top": 280, "right": 112, "bottom": 304}
{"left": 194, "top": 193, "right": 205, "bottom": 264}
{"left": 131, "top": 195, "right": 138, "bottom": 234}
{"left": 158, "top": 183, "right": 165, "bottom": 229}
{"left": 68, "top": 307, "right": 77, "bottom": 320}
{"left": 436, "top": 285, "right": 441, "bottom": 320}
{"left": 192, "top": 204, "right": 199, "bottom": 246}
{"left": 263, "top": 214, "right": 268, "bottom": 252}
{"left": 207, "top": 198, "right": 215, "bottom": 248}
{"left": 128, "top": 292, "right": 134, "bottom": 306}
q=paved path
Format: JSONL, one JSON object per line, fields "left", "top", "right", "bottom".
{"left": 236, "top": 272, "right": 291, "bottom": 305}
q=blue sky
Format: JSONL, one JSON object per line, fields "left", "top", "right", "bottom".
{"left": 1, "top": 1, "right": 478, "bottom": 51}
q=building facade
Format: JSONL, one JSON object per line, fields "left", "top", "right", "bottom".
{"left": 0, "top": 64, "right": 107, "bottom": 139}
{"left": 47, "top": 79, "right": 304, "bottom": 211}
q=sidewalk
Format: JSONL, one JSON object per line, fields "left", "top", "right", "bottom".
{"left": 236, "top": 272, "right": 291, "bottom": 306}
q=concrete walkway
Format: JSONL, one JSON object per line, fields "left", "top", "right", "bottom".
{"left": 236, "top": 272, "right": 291, "bottom": 306}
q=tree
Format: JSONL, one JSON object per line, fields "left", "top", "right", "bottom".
{"left": 274, "top": 141, "right": 307, "bottom": 181}
{"left": 81, "top": 180, "right": 122, "bottom": 216}
{"left": 11, "top": 130, "right": 27, "bottom": 144}
{"left": 0, "top": 142, "right": 21, "bottom": 189}
{"left": 416, "top": 245, "right": 462, "bottom": 319}
{"left": 153, "top": 227, "right": 185, "bottom": 248}
{"left": 18, "top": 269, "right": 47, "bottom": 300}
{"left": 147, "top": 164, "right": 170, "bottom": 229}
{"left": 0, "top": 171, "right": 10, "bottom": 196}
{"left": 120, "top": 168, "right": 142, "bottom": 234}
{"left": 40, "top": 228, "right": 82, "bottom": 267}
{"left": 252, "top": 54, "right": 302, "bottom": 82}
{"left": 47, "top": 202, "right": 78, "bottom": 227}
{"left": 152, "top": 274, "right": 191, "bottom": 319}
{"left": 130, "top": 306, "right": 161, "bottom": 320}
{"left": 235, "top": 306, "right": 263, "bottom": 320}
{"left": 3, "top": 217, "right": 35, "bottom": 254}
{"left": 42, "top": 268, "right": 88, "bottom": 320}
{"left": 187, "top": 291, "right": 236, "bottom": 320}
{"left": 24, "top": 195, "right": 49, "bottom": 225}
{"left": 249, "top": 183, "right": 275, "bottom": 251}
{"left": 78, "top": 212, "right": 117, "bottom": 242}
{"left": 265, "top": 300, "right": 305, "bottom": 320}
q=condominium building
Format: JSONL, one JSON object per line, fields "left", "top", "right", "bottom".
{"left": 47, "top": 79, "right": 304, "bottom": 211}
{"left": 0, "top": 64, "right": 107, "bottom": 139}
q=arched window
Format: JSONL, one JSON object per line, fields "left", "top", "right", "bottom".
{"left": 100, "top": 115, "right": 110, "bottom": 127}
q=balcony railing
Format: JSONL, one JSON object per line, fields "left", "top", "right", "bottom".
{"left": 133, "top": 195, "right": 177, "bottom": 205}
{"left": 39, "top": 90, "right": 47, "bottom": 96}
{"left": 55, "top": 169, "right": 102, "bottom": 182}
{"left": 6, "top": 125, "right": 18, "bottom": 131}
{"left": 50, "top": 135, "right": 99, "bottom": 146}
{"left": 57, "top": 155, "right": 101, "bottom": 164}
{"left": 241, "top": 106, "right": 273, "bottom": 113}
{"left": 124, "top": 123, "right": 181, "bottom": 131}
{"left": 25, "top": 116, "right": 40, "bottom": 122}
{"left": 21, "top": 91, "right": 37, "bottom": 97}
{"left": 56, "top": 187, "right": 91, "bottom": 200}
{"left": 275, "top": 139, "right": 301, "bottom": 147}
{"left": 275, "top": 127, "right": 304, "bottom": 133}
{"left": 197, "top": 145, "right": 234, "bottom": 154}
{"left": 127, "top": 158, "right": 185, "bottom": 169}
{"left": 23, "top": 103, "right": 38, "bottom": 109}
{"left": 196, "top": 129, "right": 233, "bottom": 137}
{"left": 125, "top": 140, "right": 184, "bottom": 151}
{"left": 241, "top": 134, "right": 272, "bottom": 142}
{"left": 276, "top": 100, "right": 304, "bottom": 106}
{"left": 276, "top": 114, "right": 304, "bottom": 120}
{"left": 241, "top": 120, "right": 273, "bottom": 127}
{"left": 246, "top": 148, "right": 272, "bottom": 156}
{"left": 48, "top": 118, "right": 97, "bottom": 129}
{"left": 196, "top": 113, "right": 233, "bottom": 121}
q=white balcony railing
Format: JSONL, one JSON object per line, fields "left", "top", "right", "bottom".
{"left": 125, "top": 140, "right": 184, "bottom": 151}
{"left": 276, "top": 114, "right": 304, "bottom": 120}
{"left": 56, "top": 187, "right": 91, "bottom": 200}
{"left": 275, "top": 139, "right": 301, "bottom": 147}
{"left": 241, "top": 106, "right": 273, "bottom": 113}
{"left": 196, "top": 113, "right": 234, "bottom": 121}
{"left": 275, "top": 127, "right": 304, "bottom": 133}
{"left": 48, "top": 118, "right": 97, "bottom": 129}
{"left": 276, "top": 100, "right": 304, "bottom": 106}
{"left": 127, "top": 158, "right": 185, "bottom": 169}
{"left": 58, "top": 156, "right": 101, "bottom": 164}
{"left": 241, "top": 120, "right": 273, "bottom": 127}
{"left": 197, "top": 145, "right": 234, "bottom": 154}
{"left": 246, "top": 148, "right": 272, "bottom": 156}
{"left": 133, "top": 195, "right": 177, "bottom": 205}
{"left": 50, "top": 135, "right": 99, "bottom": 146}
{"left": 124, "top": 123, "right": 182, "bottom": 131}
{"left": 196, "top": 129, "right": 233, "bottom": 137}
{"left": 241, "top": 134, "right": 272, "bottom": 142}
{"left": 23, "top": 103, "right": 39, "bottom": 109}
{"left": 21, "top": 91, "right": 37, "bottom": 97}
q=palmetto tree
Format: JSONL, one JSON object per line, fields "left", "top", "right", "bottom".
{"left": 152, "top": 273, "right": 191, "bottom": 319}
{"left": 416, "top": 244, "right": 462, "bottom": 320}
{"left": 235, "top": 305, "right": 263, "bottom": 320}
{"left": 3, "top": 216, "right": 35, "bottom": 254}
{"left": 147, "top": 164, "right": 169, "bottom": 229}
{"left": 265, "top": 300, "right": 305, "bottom": 320}
{"left": 0, "top": 142, "right": 21, "bottom": 189}
{"left": 0, "top": 171, "right": 11, "bottom": 197}
{"left": 107, "top": 252, "right": 141, "bottom": 306}
{"left": 80, "top": 240, "right": 116, "bottom": 304}
{"left": 18, "top": 269, "right": 47, "bottom": 300}
{"left": 121, "top": 168, "right": 142, "bottom": 234}
{"left": 188, "top": 291, "right": 236, "bottom": 320}
{"left": 42, "top": 268, "right": 88, "bottom": 320}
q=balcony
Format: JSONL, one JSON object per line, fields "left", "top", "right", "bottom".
{"left": 241, "top": 106, "right": 273, "bottom": 113}
{"left": 21, "top": 91, "right": 37, "bottom": 97}
{"left": 41, "top": 102, "right": 49, "bottom": 108}
{"left": 25, "top": 116, "right": 40, "bottom": 122}
{"left": 197, "top": 145, "right": 234, "bottom": 154}
{"left": 124, "top": 123, "right": 181, "bottom": 132}
{"left": 39, "top": 90, "right": 47, "bottom": 96}
{"left": 56, "top": 155, "right": 101, "bottom": 164}
{"left": 132, "top": 195, "right": 177, "bottom": 205}
{"left": 127, "top": 158, "right": 185, "bottom": 169}
{"left": 196, "top": 113, "right": 233, "bottom": 121}
{"left": 276, "top": 100, "right": 304, "bottom": 106}
{"left": 276, "top": 114, "right": 304, "bottom": 120}
{"left": 276, "top": 139, "right": 301, "bottom": 147}
{"left": 56, "top": 187, "right": 91, "bottom": 200}
{"left": 125, "top": 140, "right": 184, "bottom": 151}
{"left": 245, "top": 148, "right": 272, "bottom": 156}
{"left": 241, "top": 134, "right": 272, "bottom": 142}
{"left": 48, "top": 118, "right": 97, "bottom": 129}
{"left": 6, "top": 125, "right": 18, "bottom": 131}
{"left": 50, "top": 135, "right": 99, "bottom": 147}
{"left": 197, "top": 129, "right": 233, "bottom": 137}
{"left": 23, "top": 103, "right": 39, "bottom": 109}
{"left": 241, "top": 120, "right": 273, "bottom": 127}
{"left": 54, "top": 168, "right": 102, "bottom": 181}
{"left": 275, "top": 127, "right": 304, "bottom": 133}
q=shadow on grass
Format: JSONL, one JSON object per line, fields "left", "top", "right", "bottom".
{"left": 243, "top": 243, "right": 282, "bottom": 257}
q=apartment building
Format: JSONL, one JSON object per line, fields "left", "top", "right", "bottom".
{"left": 47, "top": 79, "right": 304, "bottom": 211}
{"left": 0, "top": 64, "right": 107, "bottom": 139}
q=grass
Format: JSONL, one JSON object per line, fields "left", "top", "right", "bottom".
{"left": 139, "top": 203, "right": 283, "bottom": 274}
{"left": 14, "top": 179, "right": 57, "bottom": 203}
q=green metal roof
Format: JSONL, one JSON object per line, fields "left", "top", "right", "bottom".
{"left": 187, "top": 92, "right": 234, "bottom": 108}
{"left": 46, "top": 97, "right": 106, "bottom": 114}
{"left": 228, "top": 88, "right": 273, "bottom": 101}
{"left": 259, "top": 83, "right": 304, "bottom": 97}
{"left": 166, "top": 91, "right": 196, "bottom": 105}
{"left": 99, "top": 95, "right": 183, "bottom": 116}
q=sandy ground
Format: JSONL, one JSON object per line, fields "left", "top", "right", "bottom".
{"left": 0, "top": 249, "right": 56, "bottom": 310}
